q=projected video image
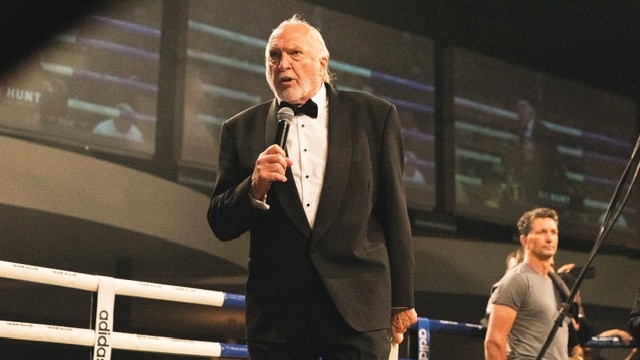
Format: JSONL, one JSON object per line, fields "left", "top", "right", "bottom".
{"left": 0, "top": 2, "right": 160, "bottom": 156}
{"left": 453, "top": 48, "right": 639, "bottom": 246}
{"left": 184, "top": 0, "right": 436, "bottom": 210}
{"left": 0, "top": 0, "right": 436, "bottom": 210}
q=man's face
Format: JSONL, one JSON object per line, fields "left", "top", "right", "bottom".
{"left": 265, "top": 23, "right": 327, "bottom": 105}
{"left": 522, "top": 217, "right": 558, "bottom": 260}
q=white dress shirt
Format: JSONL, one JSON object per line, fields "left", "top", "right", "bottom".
{"left": 285, "top": 85, "right": 328, "bottom": 228}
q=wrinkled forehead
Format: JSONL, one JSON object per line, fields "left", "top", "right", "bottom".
{"left": 267, "top": 23, "right": 314, "bottom": 51}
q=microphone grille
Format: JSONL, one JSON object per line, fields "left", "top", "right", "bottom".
{"left": 277, "top": 106, "right": 294, "bottom": 122}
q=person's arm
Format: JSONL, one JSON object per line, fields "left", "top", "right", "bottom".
{"left": 598, "top": 328, "right": 634, "bottom": 345}
{"left": 379, "top": 103, "right": 415, "bottom": 309}
{"left": 557, "top": 262, "right": 575, "bottom": 274}
{"left": 207, "top": 117, "right": 292, "bottom": 240}
{"left": 484, "top": 304, "right": 517, "bottom": 360}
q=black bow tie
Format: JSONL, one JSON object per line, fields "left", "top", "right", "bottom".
{"left": 280, "top": 99, "right": 318, "bottom": 118}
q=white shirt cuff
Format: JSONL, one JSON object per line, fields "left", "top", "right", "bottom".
{"left": 250, "top": 194, "right": 270, "bottom": 210}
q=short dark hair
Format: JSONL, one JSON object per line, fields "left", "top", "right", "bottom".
{"left": 517, "top": 207, "right": 558, "bottom": 236}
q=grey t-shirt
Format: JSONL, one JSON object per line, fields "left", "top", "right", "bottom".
{"left": 489, "top": 263, "right": 569, "bottom": 360}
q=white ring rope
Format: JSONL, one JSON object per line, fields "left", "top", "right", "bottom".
{"left": 0, "top": 261, "right": 227, "bottom": 306}
{"left": 0, "top": 260, "right": 246, "bottom": 359}
{"left": 0, "top": 320, "right": 224, "bottom": 356}
{"left": 1, "top": 260, "right": 633, "bottom": 359}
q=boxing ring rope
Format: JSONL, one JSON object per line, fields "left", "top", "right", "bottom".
{"left": 0, "top": 260, "right": 247, "bottom": 359}
{"left": 410, "top": 318, "right": 637, "bottom": 359}
{"left": 0, "top": 260, "right": 635, "bottom": 359}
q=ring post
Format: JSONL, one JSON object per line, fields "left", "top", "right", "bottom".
{"left": 93, "top": 276, "right": 116, "bottom": 360}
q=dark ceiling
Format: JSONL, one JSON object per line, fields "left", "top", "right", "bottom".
{"left": 0, "top": 1, "right": 105, "bottom": 76}
{"left": 308, "top": 0, "right": 640, "bottom": 100}
{"left": 2, "top": 1, "right": 639, "bottom": 98}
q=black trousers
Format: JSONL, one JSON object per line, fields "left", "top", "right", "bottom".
{"left": 247, "top": 273, "right": 391, "bottom": 360}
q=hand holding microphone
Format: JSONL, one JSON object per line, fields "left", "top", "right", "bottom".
{"left": 249, "top": 107, "right": 295, "bottom": 201}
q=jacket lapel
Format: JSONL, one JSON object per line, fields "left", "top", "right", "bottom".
{"left": 311, "top": 86, "right": 351, "bottom": 242}
{"left": 264, "top": 100, "right": 279, "bottom": 149}
{"left": 265, "top": 100, "right": 312, "bottom": 238}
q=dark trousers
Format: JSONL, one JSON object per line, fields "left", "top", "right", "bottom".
{"left": 247, "top": 273, "right": 391, "bottom": 360}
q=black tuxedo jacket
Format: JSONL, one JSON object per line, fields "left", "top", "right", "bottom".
{"left": 208, "top": 83, "right": 415, "bottom": 342}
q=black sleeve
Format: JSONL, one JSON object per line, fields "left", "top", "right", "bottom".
{"left": 568, "top": 325, "right": 581, "bottom": 354}
{"left": 577, "top": 317, "right": 597, "bottom": 341}
{"left": 629, "top": 288, "right": 640, "bottom": 339}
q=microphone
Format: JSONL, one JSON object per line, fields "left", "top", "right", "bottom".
{"left": 274, "top": 107, "right": 294, "bottom": 149}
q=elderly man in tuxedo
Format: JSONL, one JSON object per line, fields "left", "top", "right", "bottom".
{"left": 207, "top": 14, "right": 417, "bottom": 360}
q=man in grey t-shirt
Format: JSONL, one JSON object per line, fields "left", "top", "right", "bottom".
{"left": 484, "top": 208, "right": 576, "bottom": 360}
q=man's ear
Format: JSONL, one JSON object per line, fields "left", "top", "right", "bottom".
{"left": 519, "top": 234, "right": 528, "bottom": 247}
{"left": 320, "top": 56, "right": 328, "bottom": 70}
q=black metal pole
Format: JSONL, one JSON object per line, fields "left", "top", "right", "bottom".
{"left": 536, "top": 132, "right": 640, "bottom": 360}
